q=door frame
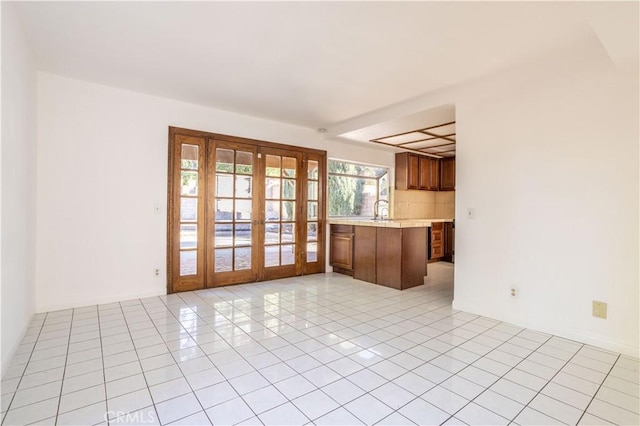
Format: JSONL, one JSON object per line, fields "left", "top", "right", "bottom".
{"left": 167, "top": 127, "right": 327, "bottom": 294}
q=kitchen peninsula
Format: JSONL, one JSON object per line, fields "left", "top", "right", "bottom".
{"left": 329, "top": 219, "right": 453, "bottom": 290}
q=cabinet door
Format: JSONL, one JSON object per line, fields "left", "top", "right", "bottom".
{"left": 408, "top": 154, "right": 419, "bottom": 189}
{"left": 439, "top": 158, "right": 455, "bottom": 190}
{"left": 376, "top": 228, "right": 402, "bottom": 289}
{"left": 444, "top": 222, "right": 453, "bottom": 261}
{"left": 428, "top": 158, "right": 440, "bottom": 190}
{"left": 431, "top": 223, "right": 443, "bottom": 259}
{"left": 330, "top": 231, "right": 354, "bottom": 271}
{"left": 401, "top": 227, "right": 427, "bottom": 289}
{"left": 354, "top": 226, "right": 377, "bottom": 283}
{"left": 418, "top": 156, "right": 430, "bottom": 190}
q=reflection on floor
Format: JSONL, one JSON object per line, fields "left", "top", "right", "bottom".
{"left": 1, "top": 263, "right": 638, "bottom": 425}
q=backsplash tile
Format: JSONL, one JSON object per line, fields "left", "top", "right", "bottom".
{"left": 393, "top": 189, "right": 454, "bottom": 219}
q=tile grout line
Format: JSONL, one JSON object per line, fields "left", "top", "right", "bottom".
{"left": 163, "top": 293, "right": 267, "bottom": 423}
{"left": 575, "top": 353, "right": 622, "bottom": 425}
{"left": 115, "top": 301, "right": 163, "bottom": 425}
{"left": 180, "top": 279, "right": 497, "bottom": 424}
{"left": 438, "top": 328, "right": 553, "bottom": 423}
{"left": 1, "top": 312, "right": 48, "bottom": 425}
{"left": 53, "top": 309, "right": 75, "bottom": 424}
{"left": 96, "top": 305, "right": 110, "bottom": 426}
{"left": 475, "top": 339, "right": 585, "bottom": 425}
{"left": 371, "top": 316, "right": 526, "bottom": 424}
{"left": 141, "top": 296, "right": 263, "bottom": 425}
{"left": 3, "top": 267, "right": 635, "bottom": 426}
{"left": 311, "top": 307, "right": 510, "bottom": 424}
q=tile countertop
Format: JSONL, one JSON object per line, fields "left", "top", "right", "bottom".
{"left": 328, "top": 218, "right": 454, "bottom": 228}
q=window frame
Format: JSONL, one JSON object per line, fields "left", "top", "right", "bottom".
{"left": 327, "top": 158, "right": 389, "bottom": 219}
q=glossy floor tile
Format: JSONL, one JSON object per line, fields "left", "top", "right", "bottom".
{"left": 1, "top": 263, "right": 638, "bottom": 425}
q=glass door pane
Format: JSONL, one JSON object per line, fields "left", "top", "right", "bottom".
{"left": 264, "top": 154, "right": 297, "bottom": 268}
{"left": 179, "top": 144, "right": 199, "bottom": 276}
{"left": 306, "top": 160, "right": 319, "bottom": 263}
{"left": 169, "top": 133, "right": 206, "bottom": 294}
{"left": 214, "top": 147, "right": 253, "bottom": 272}
{"left": 207, "top": 142, "right": 259, "bottom": 287}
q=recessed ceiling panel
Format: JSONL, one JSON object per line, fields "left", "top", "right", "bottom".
{"left": 423, "top": 144, "right": 456, "bottom": 153}
{"left": 426, "top": 123, "right": 455, "bottom": 135}
{"left": 404, "top": 140, "right": 452, "bottom": 150}
{"left": 376, "top": 132, "right": 429, "bottom": 145}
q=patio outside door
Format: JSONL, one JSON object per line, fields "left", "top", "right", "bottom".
{"left": 168, "top": 129, "right": 325, "bottom": 293}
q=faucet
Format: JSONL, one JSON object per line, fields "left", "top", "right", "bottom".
{"left": 374, "top": 199, "right": 389, "bottom": 221}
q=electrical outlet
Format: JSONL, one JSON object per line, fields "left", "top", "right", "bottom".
{"left": 154, "top": 268, "right": 160, "bottom": 277}
{"left": 510, "top": 287, "right": 518, "bottom": 298}
{"left": 592, "top": 301, "right": 607, "bottom": 319}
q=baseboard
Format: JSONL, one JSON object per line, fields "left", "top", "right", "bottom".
{"left": 452, "top": 299, "right": 639, "bottom": 358}
{"left": 36, "top": 289, "right": 166, "bottom": 314}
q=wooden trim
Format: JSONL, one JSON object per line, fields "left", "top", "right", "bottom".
{"left": 166, "top": 129, "right": 175, "bottom": 295}
{"left": 418, "top": 130, "right": 456, "bottom": 143}
{"left": 167, "top": 133, "right": 206, "bottom": 294}
{"left": 168, "top": 127, "right": 327, "bottom": 293}
{"left": 369, "top": 121, "right": 456, "bottom": 142}
{"left": 368, "top": 139, "right": 444, "bottom": 159}
{"left": 303, "top": 151, "right": 327, "bottom": 274}
{"left": 366, "top": 121, "right": 455, "bottom": 158}
{"left": 398, "top": 138, "right": 455, "bottom": 149}
{"left": 423, "top": 148, "right": 456, "bottom": 155}
{"left": 170, "top": 126, "right": 326, "bottom": 156}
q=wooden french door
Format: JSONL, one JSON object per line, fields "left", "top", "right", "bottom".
{"left": 207, "top": 141, "right": 260, "bottom": 286}
{"left": 168, "top": 128, "right": 325, "bottom": 293}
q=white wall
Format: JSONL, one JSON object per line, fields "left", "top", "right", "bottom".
{"left": 33, "top": 19, "right": 639, "bottom": 358}
{"left": 452, "top": 37, "right": 639, "bottom": 356}
{"left": 36, "top": 73, "right": 393, "bottom": 312}
{"left": 1, "top": 3, "right": 38, "bottom": 373}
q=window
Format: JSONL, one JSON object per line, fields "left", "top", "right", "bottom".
{"left": 328, "top": 159, "right": 389, "bottom": 218}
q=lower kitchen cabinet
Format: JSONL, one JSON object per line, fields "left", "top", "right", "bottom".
{"left": 329, "top": 225, "right": 354, "bottom": 275}
{"left": 430, "top": 221, "right": 454, "bottom": 263}
{"left": 354, "top": 226, "right": 377, "bottom": 283}
{"left": 430, "top": 222, "right": 444, "bottom": 261}
{"left": 376, "top": 227, "right": 427, "bottom": 290}
{"left": 332, "top": 224, "right": 427, "bottom": 290}
{"left": 444, "top": 222, "right": 454, "bottom": 262}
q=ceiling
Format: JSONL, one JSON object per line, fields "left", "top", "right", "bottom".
{"left": 13, "top": 2, "right": 638, "bottom": 137}
{"left": 339, "top": 104, "right": 456, "bottom": 158}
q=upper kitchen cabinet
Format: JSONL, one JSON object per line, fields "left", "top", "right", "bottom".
{"left": 396, "top": 152, "right": 420, "bottom": 190}
{"left": 396, "top": 153, "right": 453, "bottom": 191}
{"left": 396, "top": 152, "right": 440, "bottom": 191}
{"left": 439, "top": 157, "right": 455, "bottom": 190}
{"left": 420, "top": 156, "right": 440, "bottom": 191}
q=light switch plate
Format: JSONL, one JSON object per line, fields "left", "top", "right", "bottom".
{"left": 592, "top": 301, "right": 607, "bottom": 319}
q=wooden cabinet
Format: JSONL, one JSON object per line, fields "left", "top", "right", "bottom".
{"left": 430, "top": 221, "right": 455, "bottom": 262}
{"left": 376, "top": 227, "right": 427, "bottom": 290}
{"left": 439, "top": 157, "right": 455, "bottom": 190}
{"left": 334, "top": 224, "right": 427, "bottom": 289}
{"left": 330, "top": 225, "right": 354, "bottom": 275}
{"left": 396, "top": 153, "right": 447, "bottom": 191}
{"left": 422, "top": 157, "right": 440, "bottom": 190}
{"left": 430, "top": 222, "right": 444, "bottom": 260}
{"left": 354, "top": 226, "right": 377, "bottom": 283}
{"left": 396, "top": 152, "right": 420, "bottom": 190}
{"left": 443, "top": 222, "right": 454, "bottom": 261}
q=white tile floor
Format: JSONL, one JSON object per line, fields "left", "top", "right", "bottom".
{"left": 1, "top": 263, "right": 638, "bottom": 425}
